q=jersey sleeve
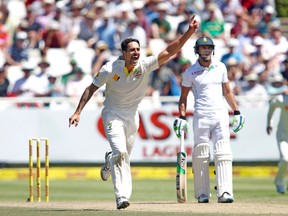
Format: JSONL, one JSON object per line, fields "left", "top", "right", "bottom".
{"left": 182, "top": 69, "right": 192, "bottom": 87}
{"left": 221, "top": 62, "right": 229, "bottom": 83}
{"left": 92, "top": 63, "right": 110, "bottom": 88}
{"left": 142, "top": 55, "right": 158, "bottom": 73}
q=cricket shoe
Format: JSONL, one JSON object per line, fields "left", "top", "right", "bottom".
{"left": 116, "top": 196, "right": 130, "bottom": 210}
{"left": 198, "top": 194, "right": 209, "bottom": 203}
{"left": 100, "top": 151, "right": 112, "bottom": 181}
{"left": 218, "top": 192, "right": 234, "bottom": 203}
{"left": 276, "top": 185, "right": 285, "bottom": 194}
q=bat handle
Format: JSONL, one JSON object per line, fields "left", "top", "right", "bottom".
{"left": 180, "top": 130, "right": 185, "bottom": 152}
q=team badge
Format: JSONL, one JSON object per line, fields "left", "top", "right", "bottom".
{"left": 113, "top": 74, "right": 120, "bottom": 81}
{"left": 133, "top": 68, "right": 142, "bottom": 77}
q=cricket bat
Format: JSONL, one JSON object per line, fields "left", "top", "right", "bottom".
{"left": 176, "top": 130, "right": 187, "bottom": 203}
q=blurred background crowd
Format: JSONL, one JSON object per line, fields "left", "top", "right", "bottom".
{"left": 0, "top": 0, "right": 287, "bottom": 109}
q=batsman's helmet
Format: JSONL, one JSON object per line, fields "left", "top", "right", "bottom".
{"left": 194, "top": 36, "right": 215, "bottom": 55}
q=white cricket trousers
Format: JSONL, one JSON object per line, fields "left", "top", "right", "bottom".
{"left": 192, "top": 111, "right": 233, "bottom": 198}
{"left": 275, "top": 130, "right": 288, "bottom": 186}
{"left": 101, "top": 108, "right": 139, "bottom": 200}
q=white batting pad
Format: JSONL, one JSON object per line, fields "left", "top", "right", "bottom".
{"left": 214, "top": 140, "right": 233, "bottom": 197}
{"left": 111, "top": 151, "right": 132, "bottom": 199}
{"left": 192, "top": 143, "right": 210, "bottom": 198}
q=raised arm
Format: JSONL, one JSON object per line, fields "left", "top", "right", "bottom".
{"left": 69, "top": 83, "right": 98, "bottom": 127}
{"left": 157, "top": 15, "right": 199, "bottom": 66}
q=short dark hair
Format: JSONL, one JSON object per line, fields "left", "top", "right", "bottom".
{"left": 121, "top": 38, "right": 140, "bottom": 52}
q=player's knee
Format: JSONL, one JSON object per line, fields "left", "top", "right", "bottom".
{"left": 214, "top": 140, "right": 232, "bottom": 162}
{"left": 193, "top": 143, "right": 210, "bottom": 163}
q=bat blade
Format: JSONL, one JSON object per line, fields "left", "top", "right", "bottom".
{"left": 176, "top": 130, "right": 187, "bottom": 203}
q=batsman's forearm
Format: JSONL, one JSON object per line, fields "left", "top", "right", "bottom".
{"left": 226, "top": 95, "right": 238, "bottom": 111}
{"left": 74, "top": 86, "right": 95, "bottom": 114}
{"left": 224, "top": 89, "right": 238, "bottom": 111}
{"left": 178, "top": 97, "right": 187, "bottom": 117}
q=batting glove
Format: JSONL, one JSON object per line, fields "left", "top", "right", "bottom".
{"left": 173, "top": 116, "right": 188, "bottom": 138}
{"left": 232, "top": 111, "right": 245, "bottom": 133}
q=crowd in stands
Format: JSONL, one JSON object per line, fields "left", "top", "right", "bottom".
{"left": 0, "top": 0, "right": 287, "bottom": 108}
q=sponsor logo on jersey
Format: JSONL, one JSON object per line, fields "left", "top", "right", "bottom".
{"left": 191, "top": 70, "right": 204, "bottom": 75}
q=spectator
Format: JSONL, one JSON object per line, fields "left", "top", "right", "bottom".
{"left": 200, "top": 3, "right": 225, "bottom": 40}
{"left": 36, "top": 0, "right": 56, "bottom": 29}
{"left": 22, "top": 7, "right": 43, "bottom": 50}
{"left": 132, "top": 1, "right": 152, "bottom": 40}
{"left": 221, "top": 38, "right": 243, "bottom": 67}
{"left": 239, "top": 25, "right": 259, "bottom": 58}
{"left": 61, "top": 58, "right": 78, "bottom": 86}
{"left": 96, "top": 12, "right": 117, "bottom": 51}
{"left": 176, "top": 7, "right": 195, "bottom": 37}
{"left": 91, "top": 41, "right": 110, "bottom": 77}
{"left": 250, "top": 35, "right": 276, "bottom": 75}
{"left": 42, "top": 20, "right": 66, "bottom": 57}
{"left": 120, "top": 15, "right": 147, "bottom": 49}
{"left": 5, "top": 31, "right": 29, "bottom": 66}
{"left": 24, "top": 6, "right": 42, "bottom": 33}
{"left": 92, "top": 0, "right": 107, "bottom": 21}
{"left": 247, "top": 8, "right": 262, "bottom": 28}
{"left": 239, "top": 72, "right": 268, "bottom": 108}
{"left": 246, "top": 0, "right": 266, "bottom": 14}
{"left": 33, "top": 59, "right": 50, "bottom": 96}
{"left": 178, "top": 57, "right": 191, "bottom": 74}
{"left": 230, "top": 8, "right": 249, "bottom": 38}
{"left": 147, "top": 65, "right": 169, "bottom": 97}
{"left": 165, "top": 51, "right": 185, "bottom": 76}
{"left": 53, "top": 2, "right": 73, "bottom": 43}
{"left": 268, "top": 25, "right": 288, "bottom": 65}
{"left": 145, "top": 0, "right": 159, "bottom": 24}
{"left": 258, "top": 59, "right": 274, "bottom": 85}
{"left": 161, "top": 66, "right": 181, "bottom": 97}
{"left": 10, "top": 62, "right": 38, "bottom": 97}
{"left": 65, "top": 67, "right": 92, "bottom": 97}
{"left": 151, "top": 3, "right": 171, "bottom": 40}
{"left": 196, "top": 0, "right": 224, "bottom": 22}
{"left": 26, "top": 24, "right": 44, "bottom": 50}
{"left": 0, "top": 66, "right": 9, "bottom": 96}
{"left": 227, "top": 58, "right": 241, "bottom": 95}
{"left": 220, "top": 0, "right": 242, "bottom": 24}
{"left": 257, "top": 5, "right": 280, "bottom": 38}
{"left": 77, "top": 9, "right": 98, "bottom": 48}
{"left": 68, "top": 2, "right": 84, "bottom": 40}
{"left": 45, "top": 71, "right": 65, "bottom": 97}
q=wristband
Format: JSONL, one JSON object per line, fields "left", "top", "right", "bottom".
{"left": 234, "top": 110, "right": 240, "bottom": 115}
{"left": 180, "top": 115, "right": 186, "bottom": 120}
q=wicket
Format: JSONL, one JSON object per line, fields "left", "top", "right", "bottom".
{"left": 28, "top": 138, "right": 49, "bottom": 202}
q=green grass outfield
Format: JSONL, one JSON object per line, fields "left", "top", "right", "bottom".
{"left": 0, "top": 174, "right": 288, "bottom": 216}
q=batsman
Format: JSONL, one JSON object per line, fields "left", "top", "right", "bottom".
{"left": 173, "top": 36, "right": 245, "bottom": 203}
